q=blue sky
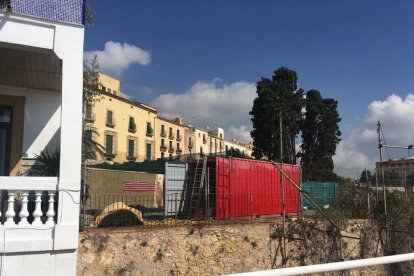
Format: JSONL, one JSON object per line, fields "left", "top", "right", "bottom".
{"left": 84, "top": 1, "right": 414, "bottom": 169}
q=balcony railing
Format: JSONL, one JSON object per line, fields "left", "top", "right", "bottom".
{"left": 176, "top": 134, "right": 182, "bottom": 141}
{"left": 188, "top": 141, "right": 194, "bottom": 149}
{"left": 84, "top": 113, "right": 95, "bottom": 123}
{"left": 106, "top": 118, "right": 116, "bottom": 127}
{"left": 176, "top": 147, "right": 183, "bottom": 154}
{"left": 168, "top": 146, "right": 175, "bottom": 153}
{"left": 160, "top": 145, "right": 167, "bottom": 152}
{"left": 169, "top": 133, "right": 175, "bottom": 140}
{"left": 0, "top": 177, "right": 58, "bottom": 227}
{"left": 160, "top": 131, "right": 166, "bottom": 138}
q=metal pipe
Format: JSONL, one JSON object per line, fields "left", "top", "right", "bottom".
{"left": 229, "top": 252, "right": 414, "bottom": 276}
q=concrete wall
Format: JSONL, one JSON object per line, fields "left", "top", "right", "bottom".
{"left": 86, "top": 168, "right": 164, "bottom": 208}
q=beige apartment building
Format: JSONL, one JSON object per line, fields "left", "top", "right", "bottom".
{"left": 224, "top": 139, "right": 253, "bottom": 157}
{"left": 85, "top": 74, "right": 157, "bottom": 162}
{"left": 86, "top": 73, "right": 253, "bottom": 163}
{"left": 154, "top": 116, "right": 185, "bottom": 160}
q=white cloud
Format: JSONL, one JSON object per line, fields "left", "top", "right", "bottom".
{"left": 84, "top": 41, "right": 151, "bottom": 77}
{"left": 334, "top": 93, "right": 414, "bottom": 170}
{"left": 227, "top": 125, "right": 252, "bottom": 143}
{"left": 151, "top": 80, "right": 256, "bottom": 141}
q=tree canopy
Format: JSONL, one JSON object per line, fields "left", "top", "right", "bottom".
{"left": 250, "top": 67, "right": 341, "bottom": 174}
{"left": 300, "top": 90, "right": 341, "bottom": 172}
{"left": 250, "top": 67, "right": 303, "bottom": 163}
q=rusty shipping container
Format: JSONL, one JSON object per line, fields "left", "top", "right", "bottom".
{"left": 214, "top": 157, "right": 301, "bottom": 219}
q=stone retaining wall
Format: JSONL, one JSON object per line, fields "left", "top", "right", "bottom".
{"left": 77, "top": 222, "right": 386, "bottom": 275}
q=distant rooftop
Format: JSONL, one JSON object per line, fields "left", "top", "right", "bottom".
{"left": 1, "top": 0, "right": 85, "bottom": 25}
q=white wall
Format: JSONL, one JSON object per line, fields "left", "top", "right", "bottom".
{"left": 0, "top": 85, "right": 61, "bottom": 158}
{"left": 0, "top": 11, "right": 84, "bottom": 276}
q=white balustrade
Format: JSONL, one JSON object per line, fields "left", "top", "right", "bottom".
{"left": 32, "top": 191, "right": 43, "bottom": 226}
{"left": 0, "top": 177, "right": 58, "bottom": 227}
{"left": 45, "top": 192, "right": 55, "bottom": 226}
{"left": 1, "top": 190, "right": 57, "bottom": 227}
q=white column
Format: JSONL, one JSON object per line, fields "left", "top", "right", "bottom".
{"left": 32, "top": 191, "right": 43, "bottom": 226}
{"left": 4, "top": 191, "right": 16, "bottom": 226}
{"left": 45, "top": 192, "right": 55, "bottom": 226}
{"left": 18, "top": 192, "right": 30, "bottom": 226}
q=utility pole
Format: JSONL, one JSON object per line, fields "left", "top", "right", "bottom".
{"left": 279, "top": 111, "right": 287, "bottom": 263}
{"left": 377, "top": 121, "right": 387, "bottom": 215}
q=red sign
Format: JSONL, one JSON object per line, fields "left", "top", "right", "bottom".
{"left": 123, "top": 182, "right": 157, "bottom": 192}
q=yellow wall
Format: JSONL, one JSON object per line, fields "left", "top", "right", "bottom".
{"left": 98, "top": 73, "right": 120, "bottom": 96}
{"left": 86, "top": 91, "right": 157, "bottom": 162}
{"left": 154, "top": 117, "right": 185, "bottom": 159}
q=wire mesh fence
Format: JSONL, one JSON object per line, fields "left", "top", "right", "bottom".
{"left": 80, "top": 158, "right": 414, "bottom": 230}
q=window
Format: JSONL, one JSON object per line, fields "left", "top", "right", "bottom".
{"left": 106, "top": 110, "right": 114, "bottom": 126}
{"left": 177, "top": 129, "right": 180, "bottom": 140}
{"left": 146, "top": 143, "right": 152, "bottom": 160}
{"left": 102, "top": 85, "right": 107, "bottom": 92}
{"left": 85, "top": 105, "right": 93, "bottom": 121}
{"left": 161, "top": 124, "right": 165, "bottom": 136}
{"left": 169, "top": 127, "right": 174, "bottom": 139}
{"left": 128, "top": 117, "right": 136, "bottom": 131}
{"left": 169, "top": 140, "right": 173, "bottom": 149}
{"left": 161, "top": 138, "right": 165, "bottom": 147}
{"left": 128, "top": 138, "right": 135, "bottom": 158}
{"left": 200, "top": 146, "right": 203, "bottom": 154}
{"left": 105, "top": 134, "right": 114, "bottom": 155}
{"left": 108, "top": 88, "right": 112, "bottom": 94}
{"left": 169, "top": 154, "right": 173, "bottom": 160}
{"left": 161, "top": 152, "right": 165, "bottom": 159}
{"left": 84, "top": 130, "right": 93, "bottom": 141}
{"left": 146, "top": 122, "right": 153, "bottom": 136}
{"left": 220, "top": 133, "right": 222, "bottom": 139}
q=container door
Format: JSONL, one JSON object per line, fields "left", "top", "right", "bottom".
{"left": 164, "top": 162, "right": 188, "bottom": 217}
{"left": 215, "top": 157, "right": 230, "bottom": 219}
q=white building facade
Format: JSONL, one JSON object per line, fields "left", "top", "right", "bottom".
{"left": 0, "top": 1, "right": 84, "bottom": 275}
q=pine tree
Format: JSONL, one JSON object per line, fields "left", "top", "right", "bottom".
{"left": 250, "top": 67, "right": 303, "bottom": 162}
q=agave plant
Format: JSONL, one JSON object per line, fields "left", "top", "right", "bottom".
{"left": 35, "top": 148, "right": 60, "bottom": 176}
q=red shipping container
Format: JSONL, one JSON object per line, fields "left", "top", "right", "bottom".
{"left": 214, "top": 157, "right": 300, "bottom": 219}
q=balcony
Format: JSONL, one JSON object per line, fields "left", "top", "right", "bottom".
{"left": 84, "top": 113, "right": 95, "bottom": 123}
{"left": 188, "top": 141, "right": 194, "bottom": 149}
{"left": 169, "top": 133, "right": 175, "bottom": 140}
{"left": 176, "top": 147, "right": 183, "bottom": 154}
{"left": 160, "top": 145, "right": 167, "bottom": 152}
{"left": 160, "top": 131, "right": 166, "bottom": 138}
{"left": 146, "top": 128, "right": 154, "bottom": 137}
{"left": 127, "top": 155, "right": 136, "bottom": 161}
{"left": 168, "top": 146, "right": 175, "bottom": 153}
{"left": 106, "top": 118, "right": 116, "bottom": 128}
{"left": 176, "top": 134, "right": 182, "bottom": 141}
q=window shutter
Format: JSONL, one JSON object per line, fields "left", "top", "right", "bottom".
{"left": 106, "top": 135, "right": 113, "bottom": 154}
{"left": 128, "top": 139, "right": 135, "bottom": 157}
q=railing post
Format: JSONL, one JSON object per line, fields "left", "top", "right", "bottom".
{"left": 46, "top": 192, "right": 55, "bottom": 226}
{"left": 5, "top": 191, "right": 16, "bottom": 226}
{"left": 18, "top": 192, "right": 30, "bottom": 226}
{"left": 32, "top": 191, "right": 43, "bottom": 226}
